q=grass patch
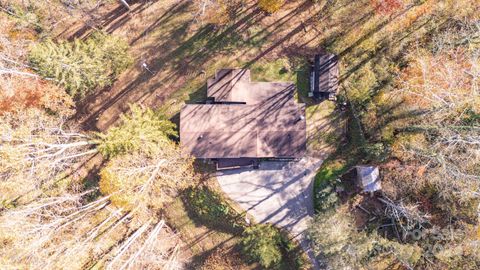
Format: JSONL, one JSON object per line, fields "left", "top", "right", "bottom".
{"left": 313, "top": 159, "right": 348, "bottom": 212}
{"left": 166, "top": 187, "right": 309, "bottom": 269}
{"left": 312, "top": 107, "right": 371, "bottom": 212}
{"left": 185, "top": 186, "right": 246, "bottom": 234}
{"left": 248, "top": 57, "right": 310, "bottom": 106}
{"left": 165, "top": 160, "right": 310, "bottom": 269}
{"left": 306, "top": 100, "right": 346, "bottom": 154}
{"left": 164, "top": 56, "right": 311, "bottom": 119}
{"left": 165, "top": 196, "right": 238, "bottom": 254}
{"left": 244, "top": 25, "right": 270, "bottom": 48}
{"left": 250, "top": 58, "right": 296, "bottom": 82}
{"left": 295, "top": 67, "right": 310, "bottom": 103}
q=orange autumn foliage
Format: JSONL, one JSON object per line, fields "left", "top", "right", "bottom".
{"left": 0, "top": 77, "right": 74, "bottom": 116}
{"left": 398, "top": 49, "right": 479, "bottom": 112}
{"left": 370, "top": 0, "right": 404, "bottom": 15}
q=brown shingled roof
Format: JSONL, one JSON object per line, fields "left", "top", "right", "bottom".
{"left": 180, "top": 69, "right": 306, "bottom": 159}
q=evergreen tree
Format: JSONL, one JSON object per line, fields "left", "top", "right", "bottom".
{"left": 97, "top": 104, "right": 193, "bottom": 212}
{"left": 96, "top": 105, "right": 178, "bottom": 158}
{"left": 241, "top": 223, "right": 283, "bottom": 268}
{"left": 29, "top": 31, "right": 132, "bottom": 98}
{"left": 0, "top": 105, "right": 184, "bottom": 205}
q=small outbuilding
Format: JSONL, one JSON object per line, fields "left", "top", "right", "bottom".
{"left": 355, "top": 166, "right": 381, "bottom": 193}
{"left": 309, "top": 53, "right": 339, "bottom": 100}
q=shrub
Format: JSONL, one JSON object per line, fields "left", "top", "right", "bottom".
{"left": 29, "top": 31, "right": 132, "bottom": 98}
{"left": 362, "top": 142, "right": 388, "bottom": 162}
{"left": 315, "top": 183, "right": 339, "bottom": 212}
{"left": 241, "top": 224, "right": 283, "bottom": 268}
{"left": 313, "top": 161, "right": 346, "bottom": 211}
{"left": 186, "top": 187, "right": 244, "bottom": 230}
{"left": 5, "top": 3, "right": 43, "bottom": 32}
{"left": 257, "top": 0, "right": 284, "bottom": 13}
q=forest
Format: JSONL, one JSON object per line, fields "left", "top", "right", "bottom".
{"left": 0, "top": 0, "right": 479, "bottom": 269}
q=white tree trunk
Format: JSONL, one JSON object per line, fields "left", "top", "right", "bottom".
{"left": 118, "top": 0, "right": 131, "bottom": 10}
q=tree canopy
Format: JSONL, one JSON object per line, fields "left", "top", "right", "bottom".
{"left": 29, "top": 31, "right": 132, "bottom": 98}
{"left": 257, "top": 0, "right": 284, "bottom": 14}
{"left": 96, "top": 105, "right": 178, "bottom": 158}
{"left": 241, "top": 223, "right": 283, "bottom": 268}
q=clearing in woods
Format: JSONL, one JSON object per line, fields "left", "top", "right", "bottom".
{"left": 54, "top": 0, "right": 346, "bottom": 267}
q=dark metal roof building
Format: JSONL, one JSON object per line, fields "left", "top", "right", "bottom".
{"left": 310, "top": 53, "right": 339, "bottom": 100}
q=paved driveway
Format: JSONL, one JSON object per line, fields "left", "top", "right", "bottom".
{"left": 216, "top": 157, "right": 323, "bottom": 269}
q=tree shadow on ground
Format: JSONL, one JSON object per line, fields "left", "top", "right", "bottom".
{"left": 65, "top": 0, "right": 160, "bottom": 41}
{"left": 181, "top": 186, "right": 246, "bottom": 235}
{"left": 186, "top": 243, "right": 261, "bottom": 270}
{"left": 74, "top": 2, "right": 264, "bottom": 131}
{"left": 74, "top": 0, "right": 328, "bottom": 132}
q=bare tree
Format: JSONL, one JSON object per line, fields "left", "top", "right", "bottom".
{"left": 99, "top": 139, "right": 194, "bottom": 214}
{"left": 379, "top": 196, "right": 430, "bottom": 234}
{"left": 0, "top": 188, "right": 184, "bottom": 269}
{"left": 389, "top": 47, "right": 480, "bottom": 206}
{"left": 118, "top": 0, "right": 131, "bottom": 11}
{"left": 0, "top": 109, "right": 97, "bottom": 203}
{"left": 192, "top": 0, "right": 238, "bottom": 26}
{"left": 106, "top": 219, "right": 183, "bottom": 270}
{"left": 1, "top": 105, "right": 185, "bottom": 204}
{"left": 0, "top": 15, "right": 37, "bottom": 93}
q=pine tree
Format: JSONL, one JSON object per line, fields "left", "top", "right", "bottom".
{"left": 241, "top": 223, "right": 283, "bottom": 268}
{"left": 0, "top": 105, "right": 185, "bottom": 205}
{"left": 29, "top": 31, "right": 132, "bottom": 98}
{"left": 96, "top": 105, "right": 178, "bottom": 158}
{"left": 0, "top": 105, "right": 189, "bottom": 268}
{"left": 97, "top": 104, "right": 193, "bottom": 212}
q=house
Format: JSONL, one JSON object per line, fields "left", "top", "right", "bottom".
{"left": 309, "top": 53, "right": 339, "bottom": 100}
{"left": 355, "top": 166, "right": 381, "bottom": 193}
{"left": 180, "top": 69, "right": 307, "bottom": 170}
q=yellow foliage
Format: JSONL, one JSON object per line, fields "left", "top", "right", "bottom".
{"left": 257, "top": 0, "right": 284, "bottom": 13}
{"left": 99, "top": 141, "right": 194, "bottom": 213}
{"left": 348, "top": 63, "right": 377, "bottom": 104}
{"left": 99, "top": 169, "right": 139, "bottom": 210}
{"left": 436, "top": 0, "right": 480, "bottom": 22}
{"left": 390, "top": 133, "right": 427, "bottom": 161}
